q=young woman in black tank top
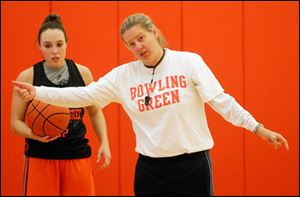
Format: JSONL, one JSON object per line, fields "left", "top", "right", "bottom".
{"left": 10, "top": 13, "right": 111, "bottom": 196}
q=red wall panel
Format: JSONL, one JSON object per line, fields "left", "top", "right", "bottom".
{"left": 182, "top": 2, "right": 244, "bottom": 195}
{"left": 1, "top": 1, "right": 50, "bottom": 196}
{"left": 244, "top": 2, "right": 299, "bottom": 195}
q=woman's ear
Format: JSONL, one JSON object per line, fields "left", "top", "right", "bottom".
{"left": 38, "top": 44, "right": 43, "bottom": 58}
{"left": 153, "top": 28, "right": 158, "bottom": 39}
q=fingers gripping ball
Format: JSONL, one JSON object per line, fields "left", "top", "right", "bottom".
{"left": 26, "top": 100, "right": 70, "bottom": 137}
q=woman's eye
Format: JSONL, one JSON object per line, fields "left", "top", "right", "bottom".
{"left": 138, "top": 36, "right": 144, "bottom": 41}
{"left": 129, "top": 43, "right": 135, "bottom": 48}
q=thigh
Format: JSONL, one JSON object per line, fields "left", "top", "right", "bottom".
{"left": 24, "top": 157, "right": 60, "bottom": 196}
{"left": 134, "top": 158, "right": 164, "bottom": 196}
{"left": 178, "top": 155, "right": 212, "bottom": 196}
{"left": 60, "top": 157, "right": 95, "bottom": 196}
{"left": 134, "top": 151, "right": 213, "bottom": 196}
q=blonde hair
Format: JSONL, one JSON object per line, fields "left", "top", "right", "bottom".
{"left": 120, "top": 13, "right": 168, "bottom": 48}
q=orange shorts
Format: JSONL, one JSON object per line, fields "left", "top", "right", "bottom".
{"left": 22, "top": 156, "right": 95, "bottom": 196}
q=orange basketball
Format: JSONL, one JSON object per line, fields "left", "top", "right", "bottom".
{"left": 26, "top": 99, "right": 70, "bottom": 137}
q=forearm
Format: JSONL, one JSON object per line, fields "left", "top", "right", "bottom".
{"left": 11, "top": 120, "right": 32, "bottom": 138}
{"left": 36, "top": 85, "right": 97, "bottom": 108}
{"left": 89, "top": 110, "right": 109, "bottom": 145}
{"left": 208, "top": 92, "right": 260, "bottom": 132}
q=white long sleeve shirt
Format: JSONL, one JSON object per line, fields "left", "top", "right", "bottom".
{"left": 36, "top": 48, "right": 259, "bottom": 157}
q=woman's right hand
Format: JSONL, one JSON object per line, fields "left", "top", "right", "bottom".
{"left": 13, "top": 80, "right": 36, "bottom": 102}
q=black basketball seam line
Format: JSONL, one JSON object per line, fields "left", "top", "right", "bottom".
{"left": 26, "top": 100, "right": 42, "bottom": 116}
{"left": 30, "top": 101, "right": 69, "bottom": 136}
{"left": 42, "top": 113, "right": 70, "bottom": 136}
{"left": 30, "top": 101, "right": 52, "bottom": 136}
{"left": 26, "top": 104, "right": 35, "bottom": 116}
{"left": 32, "top": 111, "right": 70, "bottom": 136}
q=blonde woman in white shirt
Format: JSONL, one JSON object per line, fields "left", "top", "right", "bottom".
{"left": 13, "top": 13, "right": 289, "bottom": 196}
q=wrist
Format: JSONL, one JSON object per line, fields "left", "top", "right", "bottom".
{"left": 253, "top": 123, "right": 264, "bottom": 133}
{"left": 100, "top": 138, "right": 109, "bottom": 145}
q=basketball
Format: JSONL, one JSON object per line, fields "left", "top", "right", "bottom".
{"left": 25, "top": 99, "right": 70, "bottom": 137}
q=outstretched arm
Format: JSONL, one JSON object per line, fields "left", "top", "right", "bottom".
{"left": 208, "top": 92, "right": 289, "bottom": 151}
{"left": 13, "top": 80, "right": 98, "bottom": 108}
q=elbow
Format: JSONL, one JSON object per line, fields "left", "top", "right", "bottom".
{"left": 10, "top": 120, "right": 17, "bottom": 134}
{"left": 10, "top": 119, "right": 22, "bottom": 136}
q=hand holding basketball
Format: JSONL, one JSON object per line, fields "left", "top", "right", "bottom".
{"left": 13, "top": 80, "right": 36, "bottom": 102}
{"left": 29, "top": 132, "right": 61, "bottom": 143}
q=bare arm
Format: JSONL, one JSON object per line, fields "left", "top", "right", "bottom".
{"left": 11, "top": 69, "right": 59, "bottom": 142}
{"left": 77, "top": 64, "right": 111, "bottom": 169}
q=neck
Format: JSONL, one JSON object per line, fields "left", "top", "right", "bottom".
{"left": 44, "top": 60, "right": 66, "bottom": 70}
{"left": 144, "top": 48, "right": 165, "bottom": 68}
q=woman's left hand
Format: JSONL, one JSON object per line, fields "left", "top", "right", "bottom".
{"left": 255, "top": 126, "right": 289, "bottom": 151}
{"left": 96, "top": 142, "right": 112, "bottom": 169}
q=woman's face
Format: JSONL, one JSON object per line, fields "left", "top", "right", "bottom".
{"left": 122, "top": 25, "right": 162, "bottom": 66}
{"left": 39, "top": 29, "right": 67, "bottom": 68}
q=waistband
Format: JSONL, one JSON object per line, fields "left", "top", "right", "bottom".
{"left": 138, "top": 150, "right": 210, "bottom": 164}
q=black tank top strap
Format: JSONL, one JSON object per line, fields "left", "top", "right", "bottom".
{"left": 65, "top": 59, "right": 86, "bottom": 86}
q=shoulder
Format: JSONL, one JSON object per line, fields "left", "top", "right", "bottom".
{"left": 16, "top": 67, "right": 34, "bottom": 84}
{"left": 75, "top": 62, "right": 92, "bottom": 76}
{"left": 167, "top": 48, "right": 202, "bottom": 61}
{"left": 109, "top": 60, "right": 140, "bottom": 75}
{"left": 74, "top": 62, "right": 93, "bottom": 85}
{"left": 97, "top": 61, "right": 140, "bottom": 84}
{"left": 166, "top": 49, "right": 204, "bottom": 66}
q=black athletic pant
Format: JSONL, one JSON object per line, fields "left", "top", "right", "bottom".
{"left": 134, "top": 150, "right": 213, "bottom": 196}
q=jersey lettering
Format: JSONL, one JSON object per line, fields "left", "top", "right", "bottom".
{"left": 130, "top": 75, "right": 186, "bottom": 112}
{"left": 70, "top": 108, "right": 82, "bottom": 120}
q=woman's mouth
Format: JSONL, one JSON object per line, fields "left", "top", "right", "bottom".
{"left": 51, "top": 57, "right": 60, "bottom": 62}
{"left": 140, "top": 51, "right": 148, "bottom": 58}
